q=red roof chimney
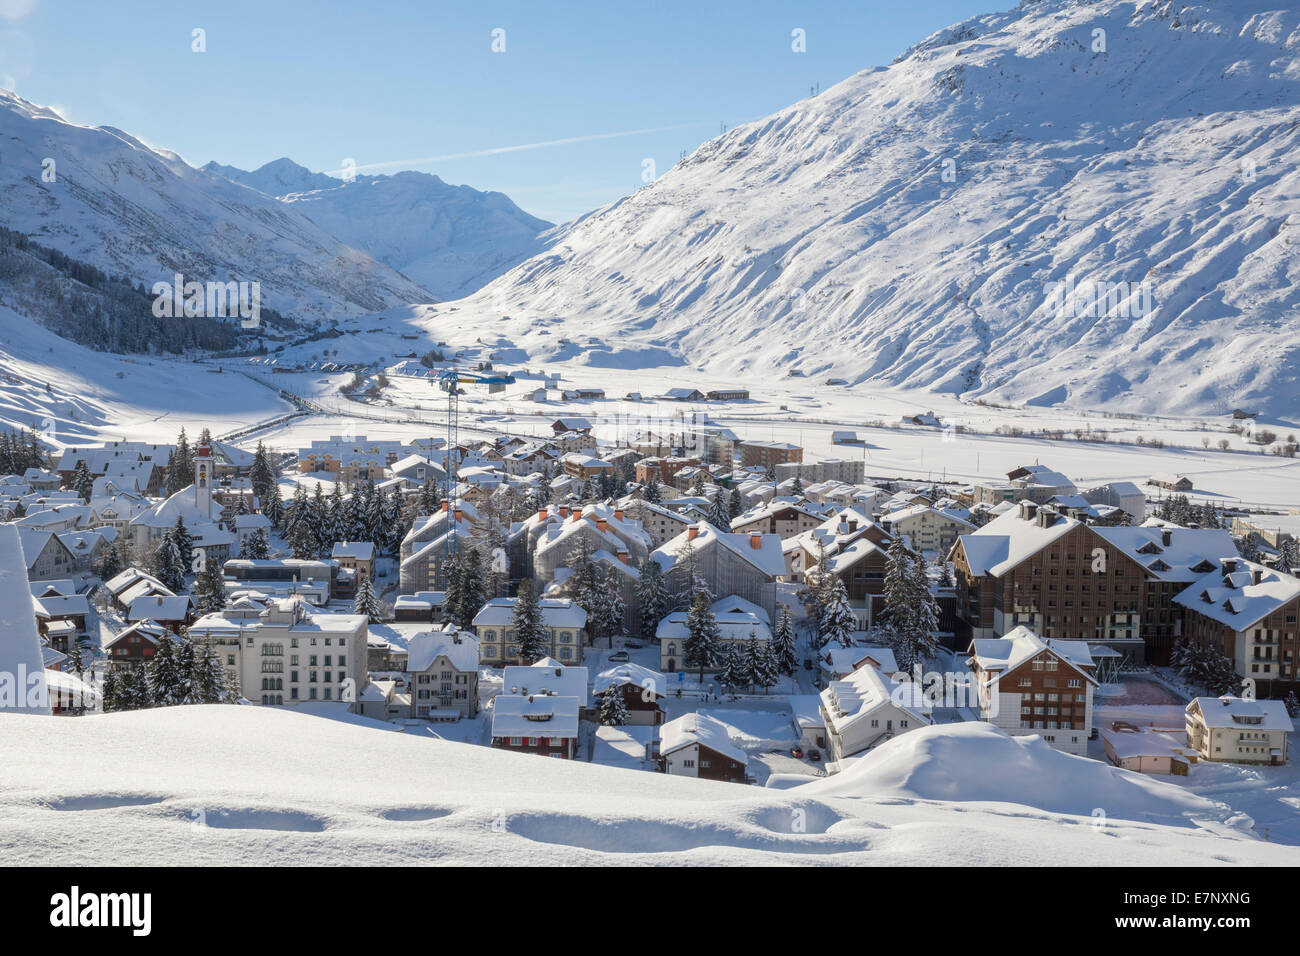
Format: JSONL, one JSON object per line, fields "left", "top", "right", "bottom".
{"left": 441, "top": 500, "right": 449, "bottom": 512}
{"left": 688, "top": 525, "right": 700, "bottom": 542}
{"left": 750, "top": 533, "right": 762, "bottom": 550}
{"left": 538, "top": 508, "right": 549, "bottom": 521}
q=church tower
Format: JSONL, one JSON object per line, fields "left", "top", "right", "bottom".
{"left": 195, "top": 443, "right": 213, "bottom": 518}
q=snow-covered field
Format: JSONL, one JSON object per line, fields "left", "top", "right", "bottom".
{"left": 1, "top": 707, "right": 1295, "bottom": 866}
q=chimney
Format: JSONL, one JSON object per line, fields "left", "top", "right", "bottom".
{"left": 441, "top": 500, "right": 449, "bottom": 512}
{"left": 617, "top": 550, "right": 628, "bottom": 563}
{"left": 848, "top": 519, "right": 858, "bottom": 531}
{"left": 1037, "top": 509, "right": 1051, "bottom": 528}
{"left": 597, "top": 518, "right": 608, "bottom": 533}
{"left": 1252, "top": 568, "right": 1264, "bottom": 585}
{"left": 750, "top": 533, "right": 762, "bottom": 550}
{"left": 559, "top": 506, "right": 569, "bottom": 518}
{"left": 538, "top": 508, "right": 549, "bottom": 521}
{"left": 571, "top": 511, "right": 581, "bottom": 523}
{"left": 688, "top": 525, "right": 700, "bottom": 542}
{"left": 1161, "top": 529, "right": 1172, "bottom": 547}
{"left": 614, "top": 509, "right": 624, "bottom": 521}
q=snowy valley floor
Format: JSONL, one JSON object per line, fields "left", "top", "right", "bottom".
{"left": 1, "top": 707, "right": 1296, "bottom": 866}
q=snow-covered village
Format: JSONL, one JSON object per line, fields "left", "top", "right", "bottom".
{"left": 1, "top": 0, "right": 1298, "bottom": 910}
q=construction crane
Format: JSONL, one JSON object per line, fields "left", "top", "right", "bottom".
{"left": 432, "top": 367, "right": 515, "bottom": 555}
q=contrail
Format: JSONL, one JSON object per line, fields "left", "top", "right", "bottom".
{"left": 324, "top": 122, "right": 714, "bottom": 176}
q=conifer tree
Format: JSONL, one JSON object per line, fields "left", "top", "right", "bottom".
{"left": 684, "top": 590, "right": 722, "bottom": 681}
{"left": 151, "top": 534, "right": 185, "bottom": 593}
{"left": 71, "top": 460, "right": 94, "bottom": 502}
{"left": 171, "top": 515, "right": 194, "bottom": 573}
{"left": 512, "top": 578, "right": 549, "bottom": 663}
{"left": 708, "top": 491, "right": 731, "bottom": 530}
{"left": 101, "top": 666, "right": 123, "bottom": 713}
{"left": 771, "top": 606, "right": 798, "bottom": 675}
{"left": 167, "top": 427, "right": 194, "bottom": 496}
{"left": 193, "top": 641, "right": 227, "bottom": 704}
{"left": 634, "top": 557, "right": 669, "bottom": 642}
{"left": 250, "top": 441, "right": 275, "bottom": 499}
{"left": 147, "top": 633, "right": 184, "bottom": 706}
{"left": 242, "top": 527, "right": 271, "bottom": 560}
{"left": 819, "top": 578, "right": 857, "bottom": 648}
{"left": 353, "top": 578, "right": 382, "bottom": 624}
{"left": 598, "top": 683, "right": 630, "bottom": 725}
{"left": 719, "top": 640, "right": 746, "bottom": 692}
{"left": 748, "top": 636, "right": 779, "bottom": 693}
{"left": 192, "top": 551, "right": 227, "bottom": 615}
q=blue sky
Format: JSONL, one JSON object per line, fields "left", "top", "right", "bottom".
{"left": 3, "top": 0, "right": 1000, "bottom": 222}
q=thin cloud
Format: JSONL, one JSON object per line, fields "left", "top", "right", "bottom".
{"left": 324, "top": 122, "right": 713, "bottom": 176}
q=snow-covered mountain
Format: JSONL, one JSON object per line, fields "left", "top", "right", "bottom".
{"left": 202, "top": 159, "right": 553, "bottom": 301}
{"left": 0, "top": 91, "right": 431, "bottom": 322}
{"left": 465, "top": 0, "right": 1300, "bottom": 417}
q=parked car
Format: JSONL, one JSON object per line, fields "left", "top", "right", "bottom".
{"left": 790, "top": 746, "right": 805, "bottom": 759}
{"left": 609, "top": 651, "right": 630, "bottom": 663}
{"left": 626, "top": 641, "right": 643, "bottom": 649}
{"left": 808, "top": 748, "right": 822, "bottom": 762}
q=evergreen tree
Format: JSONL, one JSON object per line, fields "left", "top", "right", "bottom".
{"left": 748, "top": 636, "right": 779, "bottom": 693}
{"left": 175, "top": 633, "right": 198, "bottom": 704}
{"left": 250, "top": 441, "right": 275, "bottom": 499}
{"left": 718, "top": 641, "right": 746, "bottom": 693}
{"left": 122, "top": 665, "right": 153, "bottom": 710}
{"left": 684, "top": 590, "right": 722, "bottom": 681}
{"left": 192, "top": 553, "right": 226, "bottom": 615}
{"left": 66, "top": 636, "right": 86, "bottom": 677}
{"left": 287, "top": 515, "right": 319, "bottom": 560}
{"left": 1286, "top": 691, "right": 1300, "bottom": 719}
{"left": 193, "top": 641, "right": 227, "bottom": 704}
{"left": 147, "top": 633, "right": 185, "bottom": 706}
{"left": 643, "top": 475, "right": 661, "bottom": 503}
{"left": 819, "top": 578, "right": 857, "bottom": 648}
{"left": 171, "top": 515, "right": 194, "bottom": 573}
{"left": 708, "top": 491, "right": 731, "bottom": 529}
{"left": 448, "top": 546, "right": 486, "bottom": 630}
{"left": 101, "top": 666, "right": 123, "bottom": 713}
{"left": 512, "top": 578, "right": 550, "bottom": 663}
{"left": 771, "top": 606, "right": 798, "bottom": 675}
{"left": 261, "top": 482, "right": 284, "bottom": 528}
{"left": 242, "top": 527, "right": 270, "bottom": 560}
{"left": 166, "top": 427, "right": 194, "bottom": 496}
{"left": 100, "top": 534, "right": 125, "bottom": 580}
{"left": 598, "top": 683, "right": 631, "bottom": 725}
{"left": 71, "top": 460, "right": 94, "bottom": 502}
{"left": 634, "top": 558, "right": 669, "bottom": 641}
{"left": 728, "top": 487, "right": 743, "bottom": 519}
{"left": 150, "top": 535, "right": 185, "bottom": 593}
{"left": 909, "top": 550, "right": 942, "bottom": 662}
{"left": 353, "top": 578, "right": 382, "bottom": 624}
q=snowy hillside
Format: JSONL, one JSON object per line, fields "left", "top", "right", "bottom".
{"left": 460, "top": 0, "right": 1300, "bottom": 417}
{"left": 0, "top": 707, "right": 1290, "bottom": 865}
{"left": 0, "top": 91, "right": 431, "bottom": 322}
{"left": 203, "top": 159, "right": 553, "bottom": 300}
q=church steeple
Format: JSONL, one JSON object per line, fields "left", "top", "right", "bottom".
{"left": 195, "top": 443, "right": 213, "bottom": 518}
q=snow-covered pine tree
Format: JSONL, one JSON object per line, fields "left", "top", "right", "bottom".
{"left": 175, "top": 633, "right": 198, "bottom": 704}
{"left": 166, "top": 427, "right": 193, "bottom": 496}
{"left": 72, "top": 460, "right": 94, "bottom": 502}
{"left": 100, "top": 666, "right": 122, "bottom": 713}
{"left": 151, "top": 534, "right": 185, "bottom": 593}
{"left": 147, "top": 633, "right": 184, "bottom": 707}
{"left": 1287, "top": 691, "right": 1300, "bottom": 719}
{"left": 261, "top": 482, "right": 284, "bottom": 529}
{"left": 193, "top": 641, "right": 227, "bottom": 704}
{"left": 718, "top": 640, "right": 746, "bottom": 693}
{"left": 634, "top": 557, "right": 669, "bottom": 641}
{"left": 728, "top": 488, "right": 743, "bottom": 519}
{"left": 819, "top": 578, "right": 857, "bottom": 648}
{"left": 192, "top": 551, "right": 226, "bottom": 615}
{"left": 250, "top": 441, "right": 275, "bottom": 499}
{"left": 684, "top": 590, "right": 722, "bottom": 681}
{"left": 243, "top": 527, "right": 271, "bottom": 560}
{"left": 597, "top": 683, "right": 631, "bottom": 725}
{"left": 643, "top": 475, "right": 661, "bottom": 503}
{"left": 772, "top": 606, "right": 798, "bottom": 675}
{"left": 170, "top": 515, "right": 194, "bottom": 574}
{"left": 454, "top": 547, "right": 487, "bottom": 630}
{"left": 287, "top": 515, "right": 318, "bottom": 560}
{"left": 708, "top": 490, "right": 731, "bottom": 529}
{"left": 99, "top": 535, "right": 125, "bottom": 580}
{"left": 353, "top": 578, "right": 382, "bottom": 624}
{"left": 750, "top": 638, "right": 780, "bottom": 694}
{"left": 512, "top": 577, "right": 549, "bottom": 663}
{"left": 909, "top": 550, "right": 942, "bottom": 663}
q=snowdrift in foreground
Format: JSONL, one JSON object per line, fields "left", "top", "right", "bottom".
{"left": 1, "top": 707, "right": 1291, "bottom": 865}
{"left": 806, "top": 722, "right": 1239, "bottom": 831}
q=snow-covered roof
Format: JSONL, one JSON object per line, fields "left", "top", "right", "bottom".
{"left": 406, "top": 626, "right": 479, "bottom": 673}
{"left": 1173, "top": 560, "right": 1300, "bottom": 630}
{"left": 127, "top": 593, "right": 191, "bottom": 621}
{"left": 954, "top": 505, "right": 1079, "bottom": 577}
{"left": 652, "top": 522, "right": 785, "bottom": 579}
{"left": 491, "top": 694, "right": 581, "bottom": 739}
{"left": 594, "top": 662, "right": 666, "bottom": 698}
{"left": 331, "top": 541, "right": 376, "bottom": 560}
{"left": 967, "top": 627, "right": 1098, "bottom": 687}
{"left": 659, "top": 713, "right": 747, "bottom": 764}
{"left": 821, "top": 645, "right": 898, "bottom": 676}
{"left": 1189, "top": 696, "right": 1294, "bottom": 733}
{"left": 1092, "top": 527, "right": 1236, "bottom": 582}
{"left": 472, "top": 597, "right": 588, "bottom": 631}
{"left": 501, "top": 662, "right": 590, "bottom": 707}
{"left": 820, "top": 665, "right": 932, "bottom": 735}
